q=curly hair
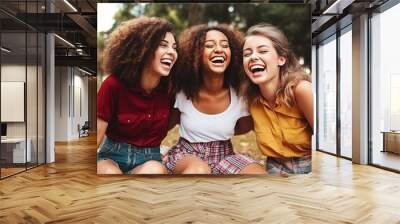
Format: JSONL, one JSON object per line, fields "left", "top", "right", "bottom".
{"left": 242, "top": 23, "right": 311, "bottom": 108}
{"left": 102, "top": 17, "right": 174, "bottom": 89}
{"left": 172, "top": 24, "right": 244, "bottom": 99}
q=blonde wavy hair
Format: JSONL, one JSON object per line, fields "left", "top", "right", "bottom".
{"left": 242, "top": 23, "right": 311, "bottom": 108}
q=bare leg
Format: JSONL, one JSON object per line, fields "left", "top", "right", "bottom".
{"left": 129, "top": 160, "right": 167, "bottom": 174}
{"left": 97, "top": 160, "right": 123, "bottom": 174}
{"left": 173, "top": 155, "right": 211, "bottom": 174}
{"left": 239, "top": 163, "right": 267, "bottom": 174}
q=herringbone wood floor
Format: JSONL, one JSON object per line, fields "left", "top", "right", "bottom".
{"left": 1, "top": 135, "right": 400, "bottom": 224}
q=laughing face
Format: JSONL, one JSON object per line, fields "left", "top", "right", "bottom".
{"left": 243, "top": 35, "right": 286, "bottom": 85}
{"left": 202, "top": 30, "right": 231, "bottom": 75}
{"left": 149, "top": 32, "right": 178, "bottom": 77}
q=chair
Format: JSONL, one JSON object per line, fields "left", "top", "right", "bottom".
{"left": 78, "top": 121, "right": 90, "bottom": 138}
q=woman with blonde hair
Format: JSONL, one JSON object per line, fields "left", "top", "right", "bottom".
{"left": 242, "top": 23, "right": 313, "bottom": 174}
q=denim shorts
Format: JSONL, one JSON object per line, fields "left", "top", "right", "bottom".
{"left": 266, "top": 155, "right": 311, "bottom": 174}
{"left": 97, "top": 138, "right": 162, "bottom": 174}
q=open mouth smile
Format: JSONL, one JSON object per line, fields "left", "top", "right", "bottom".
{"left": 250, "top": 64, "right": 266, "bottom": 73}
{"left": 161, "top": 58, "right": 173, "bottom": 68}
{"left": 210, "top": 56, "right": 225, "bottom": 65}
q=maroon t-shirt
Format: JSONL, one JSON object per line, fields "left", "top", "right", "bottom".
{"left": 97, "top": 75, "right": 173, "bottom": 147}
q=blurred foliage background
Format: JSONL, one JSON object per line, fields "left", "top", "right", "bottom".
{"left": 97, "top": 3, "right": 311, "bottom": 76}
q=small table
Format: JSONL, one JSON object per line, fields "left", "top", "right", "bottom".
{"left": 381, "top": 131, "right": 400, "bottom": 154}
{"left": 1, "top": 138, "right": 32, "bottom": 163}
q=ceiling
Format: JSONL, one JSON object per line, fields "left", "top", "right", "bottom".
{"left": 0, "top": 0, "right": 97, "bottom": 75}
{"left": 0, "top": 0, "right": 393, "bottom": 75}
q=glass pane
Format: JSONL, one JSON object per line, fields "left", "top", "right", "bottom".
{"left": 371, "top": 3, "right": 400, "bottom": 171}
{"left": 1, "top": 15, "right": 27, "bottom": 177}
{"left": 38, "top": 32, "right": 45, "bottom": 165}
{"left": 27, "top": 31, "right": 38, "bottom": 169}
{"left": 317, "top": 36, "right": 337, "bottom": 154}
{"left": 339, "top": 28, "right": 352, "bottom": 158}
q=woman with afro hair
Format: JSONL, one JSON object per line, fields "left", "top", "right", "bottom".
{"left": 97, "top": 17, "right": 178, "bottom": 174}
{"left": 166, "top": 24, "right": 265, "bottom": 174}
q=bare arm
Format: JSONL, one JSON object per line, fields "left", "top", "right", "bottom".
{"left": 234, "top": 115, "right": 254, "bottom": 135}
{"left": 294, "top": 81, "right": 314, "bottom": 132}
{"left": 97, "top": 118, "right": 108, "bottom": 148}
{"left": 167, "top": 109, "right": 181, "bottom": 131}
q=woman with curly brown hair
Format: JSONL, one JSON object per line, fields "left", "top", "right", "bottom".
{"left": 165, "top": 24, "right": 266, "bottom": 174}
{"left": 242, "top": 23, "right": 313, "bottom": 175}
{"left": 97, "top": 17, "right": 178, "bottom": 174}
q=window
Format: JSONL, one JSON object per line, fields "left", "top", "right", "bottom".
{"left": 339, "top": 26, "right": 352, "bottom": 158}
{"left": 370, "top": 2, "right": 400, "bottom": 171}
{"left": 317, "top": 35, "right": 337, "bottom": 154}
{"left": 0, "top": 1, "right": 46, "bottom": 179}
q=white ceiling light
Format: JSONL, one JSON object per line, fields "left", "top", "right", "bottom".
{"left": 322, "top": 0, "right": 355, "bottom": 15}
{"left": 78, "top": 67, "right": 93, "bottom": 76}
{"left": 54, "top": 34, "right": 75, "bottom": 48}
{"left": 63, "top": 0, "right": 78, "bottom": 12}
{"left": 1, "top": 47, "right": 11, "bottom": 53}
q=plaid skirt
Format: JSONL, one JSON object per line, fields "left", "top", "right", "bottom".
{"left": 164, "top": 138, "right": 259, "bottom": 174}
{"left": 266, "top": 155, "right": 312, "bottom": 174}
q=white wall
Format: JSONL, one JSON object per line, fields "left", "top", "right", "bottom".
{"left": 75, "top": 70, "right": 89, "bottom": 139}
{"left": 1, "top": 63, "right": 45, "bottom": 163}
{"left": 1, "top": 65, "right": 31, "bottom": 138}
{"left": 55, "top": 67, "right": 89, "bottom": 141}
{"left": 55, "top": 66, "right": 69, "bottom": 141}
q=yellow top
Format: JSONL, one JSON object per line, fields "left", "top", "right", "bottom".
{"left": 250, "top": 96, "right": 312, "bottom": 158}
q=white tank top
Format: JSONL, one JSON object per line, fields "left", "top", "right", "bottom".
{"left": 174, "top": 87, "right": 249, "bottom": 143}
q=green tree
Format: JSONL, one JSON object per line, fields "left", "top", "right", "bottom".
{"left": 99, "top": 3, "right": 311, "bottom": 69}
